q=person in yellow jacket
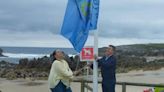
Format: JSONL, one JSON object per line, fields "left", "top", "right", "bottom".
{"left": 48, "top": 49, "right": 73, "bottom": 92}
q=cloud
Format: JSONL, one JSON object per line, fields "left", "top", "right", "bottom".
{"left": 0, "top": 30, "right": 72, "bottom": 47}
{"left": 0, "top": 0, "right": 67, "bottom": 33}
{"left": 98, "top": 0, "right": 164, "bottom": 39}
{"left": 0, "top": 0, "right": 164, "bottom": 47}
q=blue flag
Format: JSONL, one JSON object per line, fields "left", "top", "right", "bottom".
{"left": 76, "top": 0, "right": 99, "bottom": 30}
{"left": 61, "top": 0, "right": 99, "bottom": 52}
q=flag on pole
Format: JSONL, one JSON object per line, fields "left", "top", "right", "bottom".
{"left": 61, "top": 0, "right": 99, "bottom": 52}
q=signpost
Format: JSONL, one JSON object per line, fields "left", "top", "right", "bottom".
{"left": 80, "top": 46, "right": 95, "bottom": 92}
{"left": 80, "top": 47, "right": 94, "bottom": 61}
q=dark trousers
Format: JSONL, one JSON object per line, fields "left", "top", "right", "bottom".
{"left": 102, "top": 81, "right": 115, "bottom": 92}
{"left": 50, "top": 81, "right": 72, "bottom": 92}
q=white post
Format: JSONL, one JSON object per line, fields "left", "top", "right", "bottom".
{"left": 93, "top": 29, "right": 98, "bottom": 92}
{"left": 86, "top": 61, "right": 89, "bottom": 92}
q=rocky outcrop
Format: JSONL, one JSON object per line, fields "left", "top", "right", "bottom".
{"left": 0, "top": 61, "right": 17, "bottom": 79}
{"left": 0, "top": 61, "right": 15, "bottom": 69}
{"left": 0, "top": 48, "right": 7, "bottom": 57}
{"left": 17, "top": 56, "right": 52, "bottom": 71}
{"left": 0, "top": 48, "right": 3, "bottom": 57}
{"left": 1, "top": 44, "right": 164, "bottom": 80}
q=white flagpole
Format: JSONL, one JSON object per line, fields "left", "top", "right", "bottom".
{"left": 93, "top": 29, "right": 98, "bottom": 92}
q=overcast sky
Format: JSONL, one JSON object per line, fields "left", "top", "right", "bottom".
{"left": 0, "top": 0, "right": 164, "bottom": 48}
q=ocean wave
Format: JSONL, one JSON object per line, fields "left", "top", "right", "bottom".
{"left": 2, "top": 53, "right": 48, "bottom": 58}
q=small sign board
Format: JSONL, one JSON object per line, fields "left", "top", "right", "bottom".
{"left": 80, "top": 47, "right": 94, "bottom": 61}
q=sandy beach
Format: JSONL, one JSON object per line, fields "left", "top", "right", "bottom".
{"left": 0, "top": 69, "right": 164, "bottom": 92}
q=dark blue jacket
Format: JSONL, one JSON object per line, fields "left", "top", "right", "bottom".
{"left": 98, "top": 55, "right": 116, "bottom": 83}
{"left": 91, "top": 55, "right": 116, "bottom": 83}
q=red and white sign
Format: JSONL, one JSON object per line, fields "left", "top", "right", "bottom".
{"left": 80, "top": 47, "right": 94, "bottom": 61}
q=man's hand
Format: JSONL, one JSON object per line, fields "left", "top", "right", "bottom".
{"left": 94, "top": 54, "right": 98, "bottom": 60}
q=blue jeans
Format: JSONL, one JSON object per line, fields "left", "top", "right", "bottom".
{"left": 50, "top": 81, "right": 72, "bottom": 92}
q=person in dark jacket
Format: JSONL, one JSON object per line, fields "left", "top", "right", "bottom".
{"left": 90, "top": 45, "right": 117, "bottom": 92}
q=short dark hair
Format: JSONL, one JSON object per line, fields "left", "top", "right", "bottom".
{"left": 109, "top": 45, "right": 116, "bottom": 52}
